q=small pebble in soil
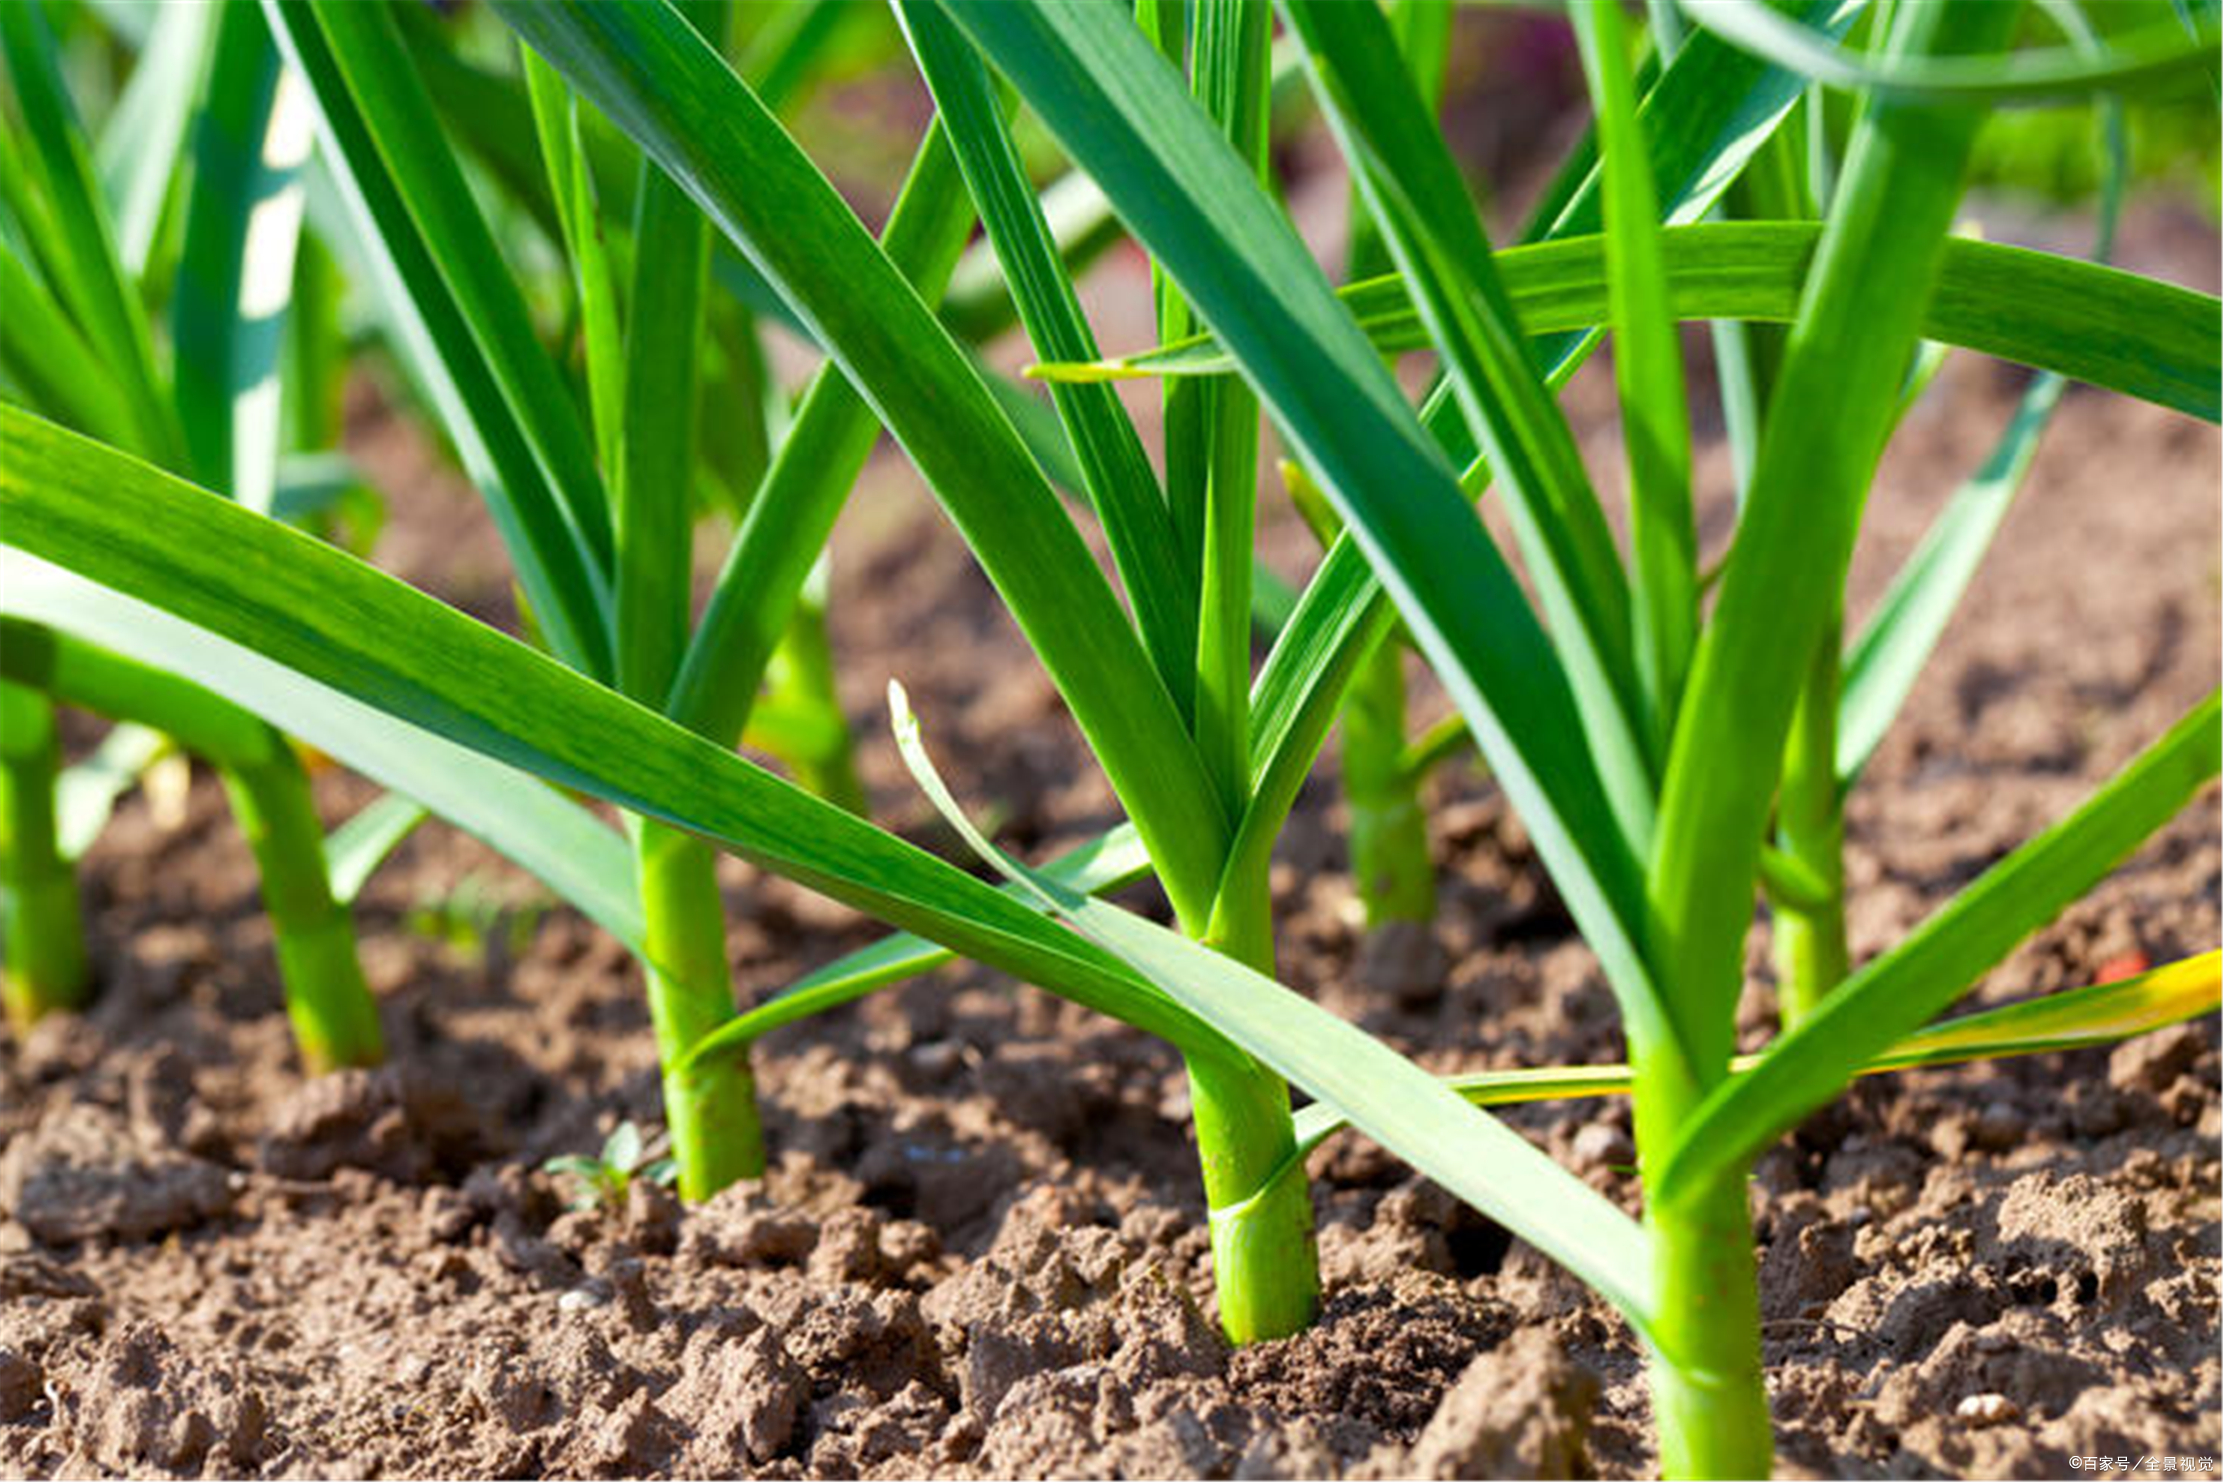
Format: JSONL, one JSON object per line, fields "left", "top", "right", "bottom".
{"left": 1969, "top": 1100, "right": 2025, "bottom": 1152}
{"left": 910, "top": 1040, "right": 964, "bottom": 1078}
{"left": 1954, "top": 1392, "right": 2021, "bottom": 1427}
{"left": 558, "top": 1284, "right": 611, "bottom": 1313}
{"left": 0, "top": 1347, "right": 43, "bottom": 1422}
{"left": 1569, "top": 1123, "right": 1635, "bottom": 1171}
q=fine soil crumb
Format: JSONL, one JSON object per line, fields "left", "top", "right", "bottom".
{"left": 1, "top": 201, "right": 2216, "bottom": 1479}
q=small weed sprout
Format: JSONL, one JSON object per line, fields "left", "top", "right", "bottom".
{"left": 404, "top": 873, "right": 548, "bottom": 970}
{"left": 543, "top": 1121, "right": 677, "bottom": 1213}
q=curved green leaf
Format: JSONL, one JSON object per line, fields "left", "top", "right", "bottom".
{"left": 941, "top": 0, "right": 1682, "bottom": 1079}
{"left": 1286, "top": 951, "right": 2221, "bottom": 1156}
{"left": 55, "top": 722, "right": 168, "bottom": 862}
{"left": 0, "top": 405, "right": 1241, "bottom": 1074}
{"left": 1, "top": 553, "right": 644, "bottom": 953}
{"left": 1686, "top": 0, "right": 2222, "bottom": 102}
{"left": 1838, "top": 375, "right": 2065, "bottom": 785}
{"left": 1032, "top": 225, "right": 2221, "bottom": 426}
{"left": 491, "top": 0, "right": 1232, "bottom": 935}
{"left": 1656, "top": 693, "right": 2222, "bottom": 1205}
{"left": 888, "top": 679, "right": 1655, "bottom": 1332}
{"left": 324, "top": 793, "right": 428, "bottom": 907}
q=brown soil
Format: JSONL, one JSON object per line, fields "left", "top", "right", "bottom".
{"left": 4, "top": 190, "right": 2218, "bottom": 1479}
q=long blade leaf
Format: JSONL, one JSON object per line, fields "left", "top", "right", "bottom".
{"left": 941, "top": 0, "right": 1683, "bottom": 1076}
{"left": 1657, "top": 693, "right": 2222, "bottom": 1204}
{"left": 0, "top": 406, "right": 1237, "bottom": 1070}
{"left": 2, "top": 553, "right": 644, "bottom": 953}
{"left": 492, "top": 0, "right": 1232, "bottom": 933}
{"left": 1647, "top": 0, "right": 2028, "bottom": 1072}
{"left": 1033, "top": 226, "right": 2221, "bottom": 426}
{"left": 324, "top": 793, "right": 428, "bottom": 907}
{"left": 173, "top": 1, "right": 313, "bottom": 512}
{"left": 54, "top": 722, "right": 168, "bottom": 862}
{"left": 1836, "top": 375, "right": 2064, "bottom": 785}
{"left": 887, "top": 680, "right": 1657, "bottom": 1332}
{"left": 263, "top": 0, "right": 615, "bottom": 680}
{"left": 1287, "top": 952, "right": 2221, "bottom": 1155}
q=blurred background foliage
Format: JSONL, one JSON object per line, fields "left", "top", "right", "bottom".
{"left": 42, "top": 0, "right": 2213, "bottom": 254}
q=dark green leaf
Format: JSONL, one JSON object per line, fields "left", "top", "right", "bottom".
{"left": 493, "top": 0, "right": 1232, "bottom": 933}
{"left": 942, "top": 0, "right": 1679, "bottom": 1072}
{"left": 265, "top": 0, "right": 616, "bottom": 679}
